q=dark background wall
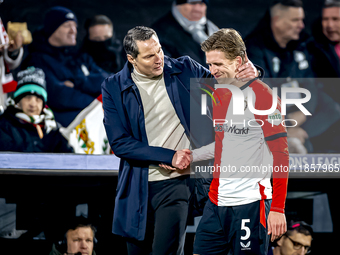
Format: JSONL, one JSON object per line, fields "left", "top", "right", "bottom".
{"left": 0, "top": 0, "right": 325, "bottom": 46}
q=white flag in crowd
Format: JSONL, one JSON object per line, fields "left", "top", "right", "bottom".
{"left": 60, "top": 95, "right": 111, "bottom": 154}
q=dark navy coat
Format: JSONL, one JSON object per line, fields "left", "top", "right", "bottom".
{"left": 101, "top": 55, "right": 214, "bottom": 240}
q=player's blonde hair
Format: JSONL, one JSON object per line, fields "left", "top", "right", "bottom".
{"left": 201, "top": 28, "right": 246, "bottom": 64}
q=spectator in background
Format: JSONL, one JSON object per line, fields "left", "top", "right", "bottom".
{"left": 308, "top": 0, "right": 340, "bottom": 101}
{"left": 49, "top": 216, "right": 97, "bottom": 255}
{"left": 0, "top": 67, "right": 73, "bottom": 152}
{"left": 22, "top": 6, "right": 109, "bottom": 127}
{"left": 81, "top": 15, "right": 124, "bottom": 74}
{"left": 151, "top": 0, "right": 219, "bottom": 66}
{"left": 271, "top": 220, "right": 312, "bottom": 255}
{"left": 0, "top": 0, "right": 24, "bottom": 112}
{"left": 246, "top": 0, "right": 340, "bottom": 153}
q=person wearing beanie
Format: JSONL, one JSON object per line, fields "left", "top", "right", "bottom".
{"left": 0, "top": 67, "right": 74, "bottom": 152}
{"left": 13, "top": 66, "right": 47, "bottom": 106}
{"left": 22, "top": 6, "right": 109, "bottom": 127}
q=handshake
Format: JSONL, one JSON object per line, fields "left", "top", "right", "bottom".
{"left": 159, "top": 149, "right": 192, "bottom": 170}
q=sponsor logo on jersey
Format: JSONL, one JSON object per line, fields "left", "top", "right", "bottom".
{"left": 215, "top": 124, "right": 249, "bottom": 134}
{"left": 267, "top": 109, "right": 282, "bottom": 126}
{"left": 240, "top": 241, "right": 251, "bottom": 250}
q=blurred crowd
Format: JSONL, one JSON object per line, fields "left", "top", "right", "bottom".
{"left": 0, "top": 0, "right": 337, "bottom": 254}
{"left": 0, "top": 0, "right": 340, "bottom": 155}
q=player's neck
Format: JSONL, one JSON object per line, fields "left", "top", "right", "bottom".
{"left": 231, "top": 79, "right": 248, "bottom": 88}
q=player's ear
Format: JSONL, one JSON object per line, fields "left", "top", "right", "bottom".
{"left": 235, "top": 56, "right": 243, "bottom": 70}
{"left": 127, "top": 54, "right": 136, "bottom": 65}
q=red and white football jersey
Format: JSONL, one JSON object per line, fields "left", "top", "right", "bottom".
{"left": 209, "top": 79, "right": 289, "bottom": 213}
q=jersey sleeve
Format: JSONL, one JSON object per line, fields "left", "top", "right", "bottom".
{"left": 252, "top": 81, "right": 289, "bottom": 213}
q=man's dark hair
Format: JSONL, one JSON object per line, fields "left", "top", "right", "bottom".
{"left": 84, "top": 15, "right": 113, "bottom": 30}
{"left": 271, "top": 0, "right": 303, "bottom": 8}
{"left": 123, "top": 26, "right": 158, "bottom": 58}
{"left": 270, "top": 0, "right": 303, "bottom": 17}
{"left": 63, "top": 216, "right": 97, "bottom": 238}
{"left": 286, "top": 220, "right": 313, "bottom": 237}
{"left": 323, "top": 0, "right": 340, "bottom": 8}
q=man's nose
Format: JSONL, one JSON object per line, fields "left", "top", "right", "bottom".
{"left": 210, "top": 66, "right": 217, "bottom": 75}
{"left": 297, "top": 247, "right": 307, "bottom": 255}
{"left": 155, "top": 53, "right": 162, "bottom": 63}
{"left": 300, "top": 21, "right": 305, "bottom": 29}
{"left": 80, "top": 240, "right": 88, "bottom": 248}
{"left": 70, "top": 26, "right": 77, "bottom": 34}
{"left": 327, "top": 19, "right": 335, "bottom": 29}
{"left": 28, "top": 97, "right": 36, "bottom": 106}
{"left": 298, "top": 20, "right": 305, "bottom": 30}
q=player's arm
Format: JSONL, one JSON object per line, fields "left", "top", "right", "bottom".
{"left": 191, "top": 142, "right": 215, "bottom": 162}
{"left": 266, "top": 136, "right": 289, "bottom": 241}
{"left": 102, "top": 79, "right": 187, "bottom": 168}
{"left": 254, "top": 83, "right": 289, "bottom": 242}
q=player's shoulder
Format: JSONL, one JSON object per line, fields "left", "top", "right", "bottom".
{"left": 249, "top": 79, "right": 274, "bottom": 99}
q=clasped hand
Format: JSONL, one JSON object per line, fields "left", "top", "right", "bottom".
{"left": 159, "top": 149, "right": 192, "bottom": 170}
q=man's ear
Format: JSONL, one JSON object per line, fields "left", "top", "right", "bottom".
{"left": 127, "top": 54, "right": 135, "bottom": 65}
{"left": 271, "top": 16, "right": 280, "bottom": 30}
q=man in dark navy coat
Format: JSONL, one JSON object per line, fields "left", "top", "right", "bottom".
{"left": 102, "top": 26, "right": 259, "bottom": 255}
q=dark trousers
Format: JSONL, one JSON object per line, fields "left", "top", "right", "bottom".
{"left": 126, "top": 175, "right": 192, "bottom": 255}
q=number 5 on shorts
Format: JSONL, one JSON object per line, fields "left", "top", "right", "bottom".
{"left": 241, "top": 219, "right": 251, "bottom": 240}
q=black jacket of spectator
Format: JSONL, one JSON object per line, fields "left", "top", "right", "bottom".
{"left": 308, "top": 18, "right": 340, "bottom": 78}
{"left": 245, "top": 11, "right": 340, "bottom": 152}
{"left": 151, "top": 11, "right": 208, "bottom": 66}
{"left": 22, "top": 29, "right": 109, "bottom": 127}
{"left": 245, "top": 11, "right": 314, "bottom": 80}
{"left": 307, "top": 18, "right": 340, "bottom": 108}
{"left": 0, "top": 105, "right": 73, "bottom": 152}
{"left": 81, "top": 36, "right": 124, "bottom": 74}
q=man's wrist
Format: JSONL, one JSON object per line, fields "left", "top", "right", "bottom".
{"left": 270, "top": 207, "right": 285, "bottom": 214}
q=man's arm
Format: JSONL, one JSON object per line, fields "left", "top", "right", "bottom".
{"left": 72, "top": 54, "right": 110, "bottom": 96}
{"left": 191, "top": 142, "right": 215, "bottom": 162}
{"left": 44, "top": 70, "right": 96, "bottom": 111}
{"left": 102, "top": 79, "right": 189, "bottom": 168}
